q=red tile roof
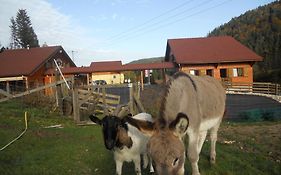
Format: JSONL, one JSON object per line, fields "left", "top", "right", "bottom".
{"left": 0, "top": 46, "right": 75, "bottom": 77}
{"left": 45, "top": 61, "right": 175, "bottom": 75}
{"left": 166, "top": 36, "right": 262, "bottom": 64}
{"left": 90, "top": 61, "right": 123, "bottom": 71}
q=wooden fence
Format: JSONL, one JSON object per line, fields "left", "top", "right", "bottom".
{"left": 223, "top": 82, "right": 281, "bottom": 95}
{"left": 0, "top": 77, "right": 73, "bottom": 103}
{"left": 72, "top": 83, "right": 145, "bottom": 123}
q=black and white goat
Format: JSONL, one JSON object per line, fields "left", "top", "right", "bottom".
{"left": 89, "top": 113, "right": 154, "bottom": 175}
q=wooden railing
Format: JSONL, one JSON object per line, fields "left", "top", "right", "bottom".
{"left": 222, "top": 82, "right": 281, "bottom": 96}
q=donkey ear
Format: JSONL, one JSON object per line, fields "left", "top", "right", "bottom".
{"left": 89, "top": 115, "right": 102, "bottom": 125}
{"left": 169, "top": 113, "right": 189, "bottom": 137}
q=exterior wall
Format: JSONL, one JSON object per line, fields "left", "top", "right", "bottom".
{"left": 28, "top": 66, "right": 47, "bottom": 88}
{"left": 91, "top": 72, "right": 124, "bottom": 84}
{"left": 180, "top": 62, "right": 254, "bottom": 83}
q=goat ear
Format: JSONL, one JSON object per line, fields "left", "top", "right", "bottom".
{"left": 169, "top": 112, "right": 189, "bottom": 137}
{"left": 124, "top": 116, "right": 155, "bottom": 136}
{"left": 89, "top": 115, "right": 102, "bottom": 125}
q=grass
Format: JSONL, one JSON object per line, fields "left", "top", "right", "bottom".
{"left": 1, "top": 100, "right": 281, "bottom": 175}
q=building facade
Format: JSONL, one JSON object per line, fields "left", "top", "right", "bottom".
{"left": 165, "top": 36, "right": 263, "bottom": 83}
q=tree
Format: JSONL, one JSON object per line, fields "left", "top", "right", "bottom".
{"left": 9, "top": 9, "right": 39, "bottom": 49}
{"left": 9, "top": 17, "right": 20, "bottom": 49}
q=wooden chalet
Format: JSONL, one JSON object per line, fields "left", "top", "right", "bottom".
{"left": 165, "top": 36, "right": 263, "bottom": 83}
{"left": 0, "top": 46, "right": 76, "bottom": 92}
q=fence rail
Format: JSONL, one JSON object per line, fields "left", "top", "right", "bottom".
{"left": 72, "top": 83, "right": 144, "bottom": 123}
{"left": 0, "top": 78, "right": 73, "bottom": 103}
{"left": 223, "top": 82, "right": 281, "bottom": 96}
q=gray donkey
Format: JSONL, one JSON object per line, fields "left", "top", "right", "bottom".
{"left": 125, "top": 72, "right": 226, "bottom": 175}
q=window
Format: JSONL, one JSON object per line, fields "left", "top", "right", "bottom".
{"left": 190, "top": 70, "right": 199, "bottom": 76}
{"left": 206, "top": 69, "right": 213, "bottom": 76}
{"left": 233, "top": 68, "right": 244, "bottom": 77}
{"left": 220, "top": 69, "right": 227, "bottom": 78}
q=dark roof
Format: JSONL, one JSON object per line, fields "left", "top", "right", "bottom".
{"left": 46, "top": 61, "right": 175, "bottom": 75}
{"left": 0, "top": 46, "right": 75, "bottom": 77}
{"left": 165, "top": 36, "right": 263, "bottom": 64}
{"left": 90, "top": 61, "right": 123, "bottom": 71}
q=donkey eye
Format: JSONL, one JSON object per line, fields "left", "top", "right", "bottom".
{"left": 172, "top": 158, "right": 179, "bottom": 167}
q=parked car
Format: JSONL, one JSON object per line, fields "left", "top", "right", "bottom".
{"left": 93, "top": 80, "right": 107, "bottom": 85}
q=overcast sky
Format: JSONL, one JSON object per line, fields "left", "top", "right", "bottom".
{"left": 0, "top": 0, "right": 275, "bottom": 66}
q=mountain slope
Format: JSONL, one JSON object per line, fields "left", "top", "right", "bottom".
{"left": 128, "top": 57, "right": 164, "bottom": 64}
{"left": 208, "top": 1, "right": 281, "bottom": 82}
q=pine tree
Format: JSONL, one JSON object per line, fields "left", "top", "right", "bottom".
{"left": 9, "top": 9, "right": 39, "bottom": 49}
{"left": 9, "top": 17, "right": 20, "bottom": 49}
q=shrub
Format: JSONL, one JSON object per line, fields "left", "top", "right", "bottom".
{"left": 22, "top": 92, "right": 56, "bottom": 111}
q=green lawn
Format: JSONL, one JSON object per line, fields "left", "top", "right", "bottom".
{"left": 0, "top": 100, "right": 280, "bottom": 175}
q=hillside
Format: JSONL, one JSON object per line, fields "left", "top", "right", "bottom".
{"left": 128, "top": 57, "right": 164, "bottom": 64}
{"left": 208, "top": 1, "right": 281, "bottom": 83}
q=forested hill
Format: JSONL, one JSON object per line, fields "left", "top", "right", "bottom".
{"left": 128, "top": 57, "right": 164, "bottom": 64}
{"left": 208, "top": 1, "right": 281, "bottom": 83}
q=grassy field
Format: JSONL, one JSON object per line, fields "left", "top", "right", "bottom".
{"left": 0, "top": 100, "right": 281, "bottom": 175}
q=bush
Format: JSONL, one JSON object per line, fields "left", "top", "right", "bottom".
{"left": 22, "top": 92, "right": 56, "bottom": 110}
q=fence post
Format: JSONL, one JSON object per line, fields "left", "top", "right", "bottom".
{"left": 6, "top": 81, "right": 10, "bottom": 95}
{"left": 102, "top": 86, "right": 110, "bottom": 115}
{"left": 72, "top": 87, "right": 80, "bottom": 122}
{"left": 129, "top": 83, "right": 135, "bottom": 115}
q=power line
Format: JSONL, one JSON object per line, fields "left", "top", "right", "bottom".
{"left": 106, "top": 0, "right": 214, "bottom": 44}
{"left": 107, "top": 0, "right": 197, "bottom": 41}
{"left": 103, "top": 0, "right": 232, "bottom": 47}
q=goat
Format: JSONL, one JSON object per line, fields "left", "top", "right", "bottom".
{"left": 125, "top": 72, "right": 226, "bottom": 175}
{"left": 89, "top": 112, "right": 154, "bottom": 175}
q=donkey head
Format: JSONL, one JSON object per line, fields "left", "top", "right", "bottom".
{"left": 125, "top": 112, "right": 189, "bottom": 175}
{"left": 90, "top": 115, "right": 132, "bottom": 150}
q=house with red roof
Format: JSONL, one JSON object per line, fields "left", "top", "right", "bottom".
{"left": 165, "top": 36, "right": 263, "bottom": 83}
{"left": 90, "top": 61, "right": 125, "bottom": 84}
{"left": 0, "top": 46, "right": 75, "bottom": 91}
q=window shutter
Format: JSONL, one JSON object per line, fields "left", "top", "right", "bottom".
{"left": 244, "top": 67, "right": 248, "bottom": 77}
{"left": 227, "top": 68, "right": 233, "bottom": 77}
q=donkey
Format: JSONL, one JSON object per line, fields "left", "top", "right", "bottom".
{"left": 89, "top": 113, "right": 154, "bottom": 175}
{"left": 125, "top": 72, "right": 226, "bottom": 175}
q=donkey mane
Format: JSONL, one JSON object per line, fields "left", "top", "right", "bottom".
{"left": 158, "top": 72, "right": 198, "bottom": 128}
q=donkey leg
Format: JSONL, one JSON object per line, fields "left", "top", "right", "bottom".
{"left": 142, "top": 154, "right": 148, "bottom": 169}
{"left": 115, "top": 160, "right": 123, "bottom": 175}
{"left": 149, "top": 155, "right": 155, "bottom": 173}
{"left": 209, "top": 124, "right": 220, "bottom": 164}
{"left": 188, "top": 132, "right": 201, "bottom": 175}
{"left": 198, "top": 131, "right": 207, "bottom": 153}
{"left": 133, "top": 156, "right": 142, "bottom": 175}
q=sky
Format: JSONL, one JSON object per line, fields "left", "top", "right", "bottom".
{"left": 0, "top": 0, "right": 275, "bottom": 66}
